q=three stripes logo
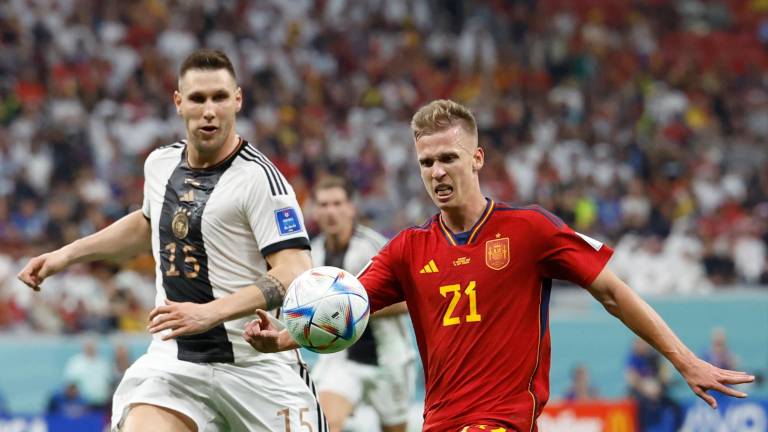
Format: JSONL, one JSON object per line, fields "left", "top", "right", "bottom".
{"left": 419, "top": 260, "right": 439, "bottom": 274}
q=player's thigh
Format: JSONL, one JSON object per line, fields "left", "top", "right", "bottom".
{"left": 212, "top": 360, "right": 326, "bottom": 432}
{"left": 318, "top": 390, "right": 355, "bottom": 430}
{"left": 364, "top": 361, "right": 416, "bottom": 427}
{"left": 112, "top": 354, "right": 219, "bottom": 432}
{"left": 121, "top": 404, "right": 197, "bottom": 432}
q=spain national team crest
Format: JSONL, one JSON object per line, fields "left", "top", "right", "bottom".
{"left": 485, "top": 237, "right": 510, "bottom": 270}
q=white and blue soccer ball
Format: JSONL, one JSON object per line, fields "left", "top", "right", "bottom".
{"left": 282, "top": 266, "right": 370, "bottom": 353}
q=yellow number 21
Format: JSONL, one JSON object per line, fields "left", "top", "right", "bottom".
{"left": 439, "top": 281, "right": 481, "bottom": 326}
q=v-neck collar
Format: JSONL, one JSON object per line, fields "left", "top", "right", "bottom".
{"left": 438, "top": 198, "right": 495, "bottom": 246}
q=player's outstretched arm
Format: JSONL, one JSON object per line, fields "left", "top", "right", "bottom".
{"left": 243, "top": 309, "right": 300, "bottom": 353}
{"left": 17, "top": 210, "right": 151, "bottom": 291}
{"left": 586, "top": 268, "right": 755, "bottom": 409}
{"left": 148, "top": 248, "right": 312, "bottom": 340}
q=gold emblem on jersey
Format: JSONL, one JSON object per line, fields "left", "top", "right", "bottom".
{"left": 172, "top": 208, "right": 191, "bottom": 239}
{"left": 485, "top": 237, "right": 510, "bottom": 270}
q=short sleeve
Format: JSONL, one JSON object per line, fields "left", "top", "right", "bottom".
{"left": 141, "top": 159, "right": 151, "bottom": 220}
{"left": 530, "top": 206, "right": 613, "bottom": 287}
{"left": 242, "top": 170, "right": 310, "bottom": 257}
{"left": 358, "top": 235, "right": 406, "bottom": 313}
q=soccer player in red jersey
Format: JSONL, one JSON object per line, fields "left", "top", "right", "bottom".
{"left": 245, "top": 100, "right": 755, "bottom": 431}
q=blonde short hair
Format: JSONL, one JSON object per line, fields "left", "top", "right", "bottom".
{"left": 410, "top": 99, "right": 478, "bottom": 141}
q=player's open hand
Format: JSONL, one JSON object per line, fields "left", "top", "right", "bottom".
{"left": 148, "top": 299, "right": 219, "bottom": 340}
{"left": 243, "top": 309, "right": 297, "bottom": 353}
{"left": 681, "top": 357, "right": 755, "bottom": 409}
{"left": 17, "top": 251, "right": 69, "bottom": 291}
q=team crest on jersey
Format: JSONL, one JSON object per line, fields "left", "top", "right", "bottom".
{"left": 485, "top": 237, "right": 510, "bottom": 270}
{"left": 172, "top": 208, "right": 192, "bottom": 239}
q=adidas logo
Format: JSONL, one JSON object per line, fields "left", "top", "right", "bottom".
{"left": 179, "top": 190, "right": 195, "bottom": 202}
{"left": 419, "top": 260, "right": 439, "bottom": 274}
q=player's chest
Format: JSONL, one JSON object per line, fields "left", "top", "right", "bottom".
{"left": 151, "top": 168, "right": 242, "bottom": 237}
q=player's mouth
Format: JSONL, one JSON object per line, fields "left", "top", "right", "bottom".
{"left": 199, "top": 125, "right": 219, "bottom": 137}
{"left": 434, "top": 184, "right": 453, "bottom": 201}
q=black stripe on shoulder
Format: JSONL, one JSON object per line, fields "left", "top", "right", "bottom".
{"left": 244, "top": 145, "right": 288, "bottom": 195}
{"left": 159, "top": 140, "right": 185, "bottom": 149}
{"left": 239, "top": 153, "right": 277, "bottom": 196}
{"left": 261, "top": 237, "right": 310, "bottom": 258}
{"left": 241, "top": 147, "right": 285, "bottom": 196}
{"left": 496, "top": 203, "right": 565, "bottom": 228}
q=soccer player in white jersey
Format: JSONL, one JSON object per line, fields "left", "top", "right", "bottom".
{"left": 308, "top": 177, "right": 416, "bottom": 432}
{"left": 18, "top": 49, "right": 327, "bottom": 432}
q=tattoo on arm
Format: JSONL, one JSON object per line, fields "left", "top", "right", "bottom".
{"left": 256, "top": 273, "right": 286, "bottom": 310}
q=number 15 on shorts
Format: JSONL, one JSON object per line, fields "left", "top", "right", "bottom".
{"left": 277, "top": 407, "right": 314, "bottom": 432}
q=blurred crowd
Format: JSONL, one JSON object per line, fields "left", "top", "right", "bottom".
{"left": 1, "top": 0, "right": 768, "bottom": 333}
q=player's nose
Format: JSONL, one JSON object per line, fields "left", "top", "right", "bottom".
{"left": 431, "top": 163, "right": 446, "bottom": 178}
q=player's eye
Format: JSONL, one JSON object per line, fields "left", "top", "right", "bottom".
{"left": 213, "top": 92, "right": 228, "bottom": 102}
{"left": 189, "top": 95, "right": 205, "bottom": 103}
{"left": 419, "top": 159, "right": 433, "bottom": 168}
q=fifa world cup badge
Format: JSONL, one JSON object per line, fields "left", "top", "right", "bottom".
{"left": 172, "top": 208, "right": 191, "bottom": 239}
{"left": 485, "top": 237, "right": 510, "bottom": 270}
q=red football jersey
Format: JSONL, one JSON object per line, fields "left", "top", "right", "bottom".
{"left": 359, "top": 199, "right": 613, "bottom": 432}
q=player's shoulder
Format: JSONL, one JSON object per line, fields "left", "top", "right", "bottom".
{"left": 353, "top": 225, "right": 388, "bottom": 249}
{"left": 394, "top": 214, "right": 438, "bottom": 242}
{"left": 233, "top": 141, "right": 291, "bottom": 196}
{"left": 493, "top": 201, "right": 566, "bottom": 229}
{"left": 145, "top": 139, "right": 185, "bottom": 164}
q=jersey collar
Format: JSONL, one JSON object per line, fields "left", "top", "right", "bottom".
{"left": 438, "top": 198, "right": 495, "bottom": 246}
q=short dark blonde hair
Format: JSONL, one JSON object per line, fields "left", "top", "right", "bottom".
{"left": 313, "top": 175, "right": 354, "bottom": 201}
{"left": 410, "top": 99, "right": 477, "bottom": 141}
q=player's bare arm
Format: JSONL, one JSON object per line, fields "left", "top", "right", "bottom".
{"left": 587, "top": 267, "right": 755, "bottom": 408}
{"left": 371, "top": 301, "right": 408, "bottom": 318}
{"left": 17, "top": 210, "right": 151, "bottom": 291}
{"left": 148, "top": 248, "right": 312, "bottom": 340}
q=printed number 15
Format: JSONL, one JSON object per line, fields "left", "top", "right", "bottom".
{"left": 440, "top": 281, "right": 481, "bottom": 326}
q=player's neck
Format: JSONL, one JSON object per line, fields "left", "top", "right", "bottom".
{"left": 440, "top": 194, "right": 488, "bottom": 233}
{"left": 187, "top": 133, "right": 240, "bottom": 169}
{"left": 325, "top": 225, "right": 353, "bottom": 253}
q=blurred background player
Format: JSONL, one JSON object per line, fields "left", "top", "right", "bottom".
{"left": 17, "top": 49, "right": 325, "bottom": 432}
{"left": 309, "top": 176, "right": 416, "bottom": 432}
{"left": 245, "top": 99, "right": 755, "bottom": 432}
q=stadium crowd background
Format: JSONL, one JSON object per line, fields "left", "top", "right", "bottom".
{"left": 0, "top": 0, "right": 766, "bottom": 427}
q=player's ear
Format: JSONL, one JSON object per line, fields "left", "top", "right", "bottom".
{"left": 473, "top": 146, "right": 484, "bottom": 172}
{"left": 235, "top": 87, "right": 243, "bottom": 113}
{"left": 173, "top": 90, "right": 182, "bottom": 116}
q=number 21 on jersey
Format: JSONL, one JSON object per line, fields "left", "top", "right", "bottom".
{"left": 440, "top": 281, "right": 481, "bottom": 326}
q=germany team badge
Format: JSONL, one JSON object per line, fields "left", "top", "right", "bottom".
{"left": 485, "top": 237, "right": 510, "bottom": 270}
{"left": 172, "top": 208, "right": 191, "bottom": 239}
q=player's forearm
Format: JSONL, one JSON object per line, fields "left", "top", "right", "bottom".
{"left": 209, "top": 250, "right": 311, "bottom": 324}
{"left": 588, "top": 269, "right": 697, "bottom": 372}
{"left": 372, "top": 301, "right": 408, "bottom": 318}
{"left": 60, "top": 210, "right": 151, "bottom": 265}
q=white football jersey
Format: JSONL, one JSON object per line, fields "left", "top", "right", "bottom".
{"left": 311, "top": 225, "right": 415, "bottom": 366}
{"left": 142, "top": 139, "right": 308, "bottom": 365}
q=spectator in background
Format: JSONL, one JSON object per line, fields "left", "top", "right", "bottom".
{"left": 700, "top": 328, "right": 738, "bottom": 370}
{"left": 63, "top": 339, "right": 111, "bottom": 410}
{"left": 563, "top": 364, "right": 599, "bottom": 402}
{"left": 625, "top": 338, "right": 683, "bottom": 431}
{"left": 47, "top": 382, "right": 90, "bottom": 418}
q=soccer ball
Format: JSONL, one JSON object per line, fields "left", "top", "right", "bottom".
{"left": 282, "top": 266, "right": 370, "bottom": 353}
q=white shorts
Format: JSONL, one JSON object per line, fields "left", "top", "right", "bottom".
{"left": 112, "top": 353, "right": 327, "bottom": 432}
{"left": 313, "top": 352, "right": 415, "bottom": 426}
